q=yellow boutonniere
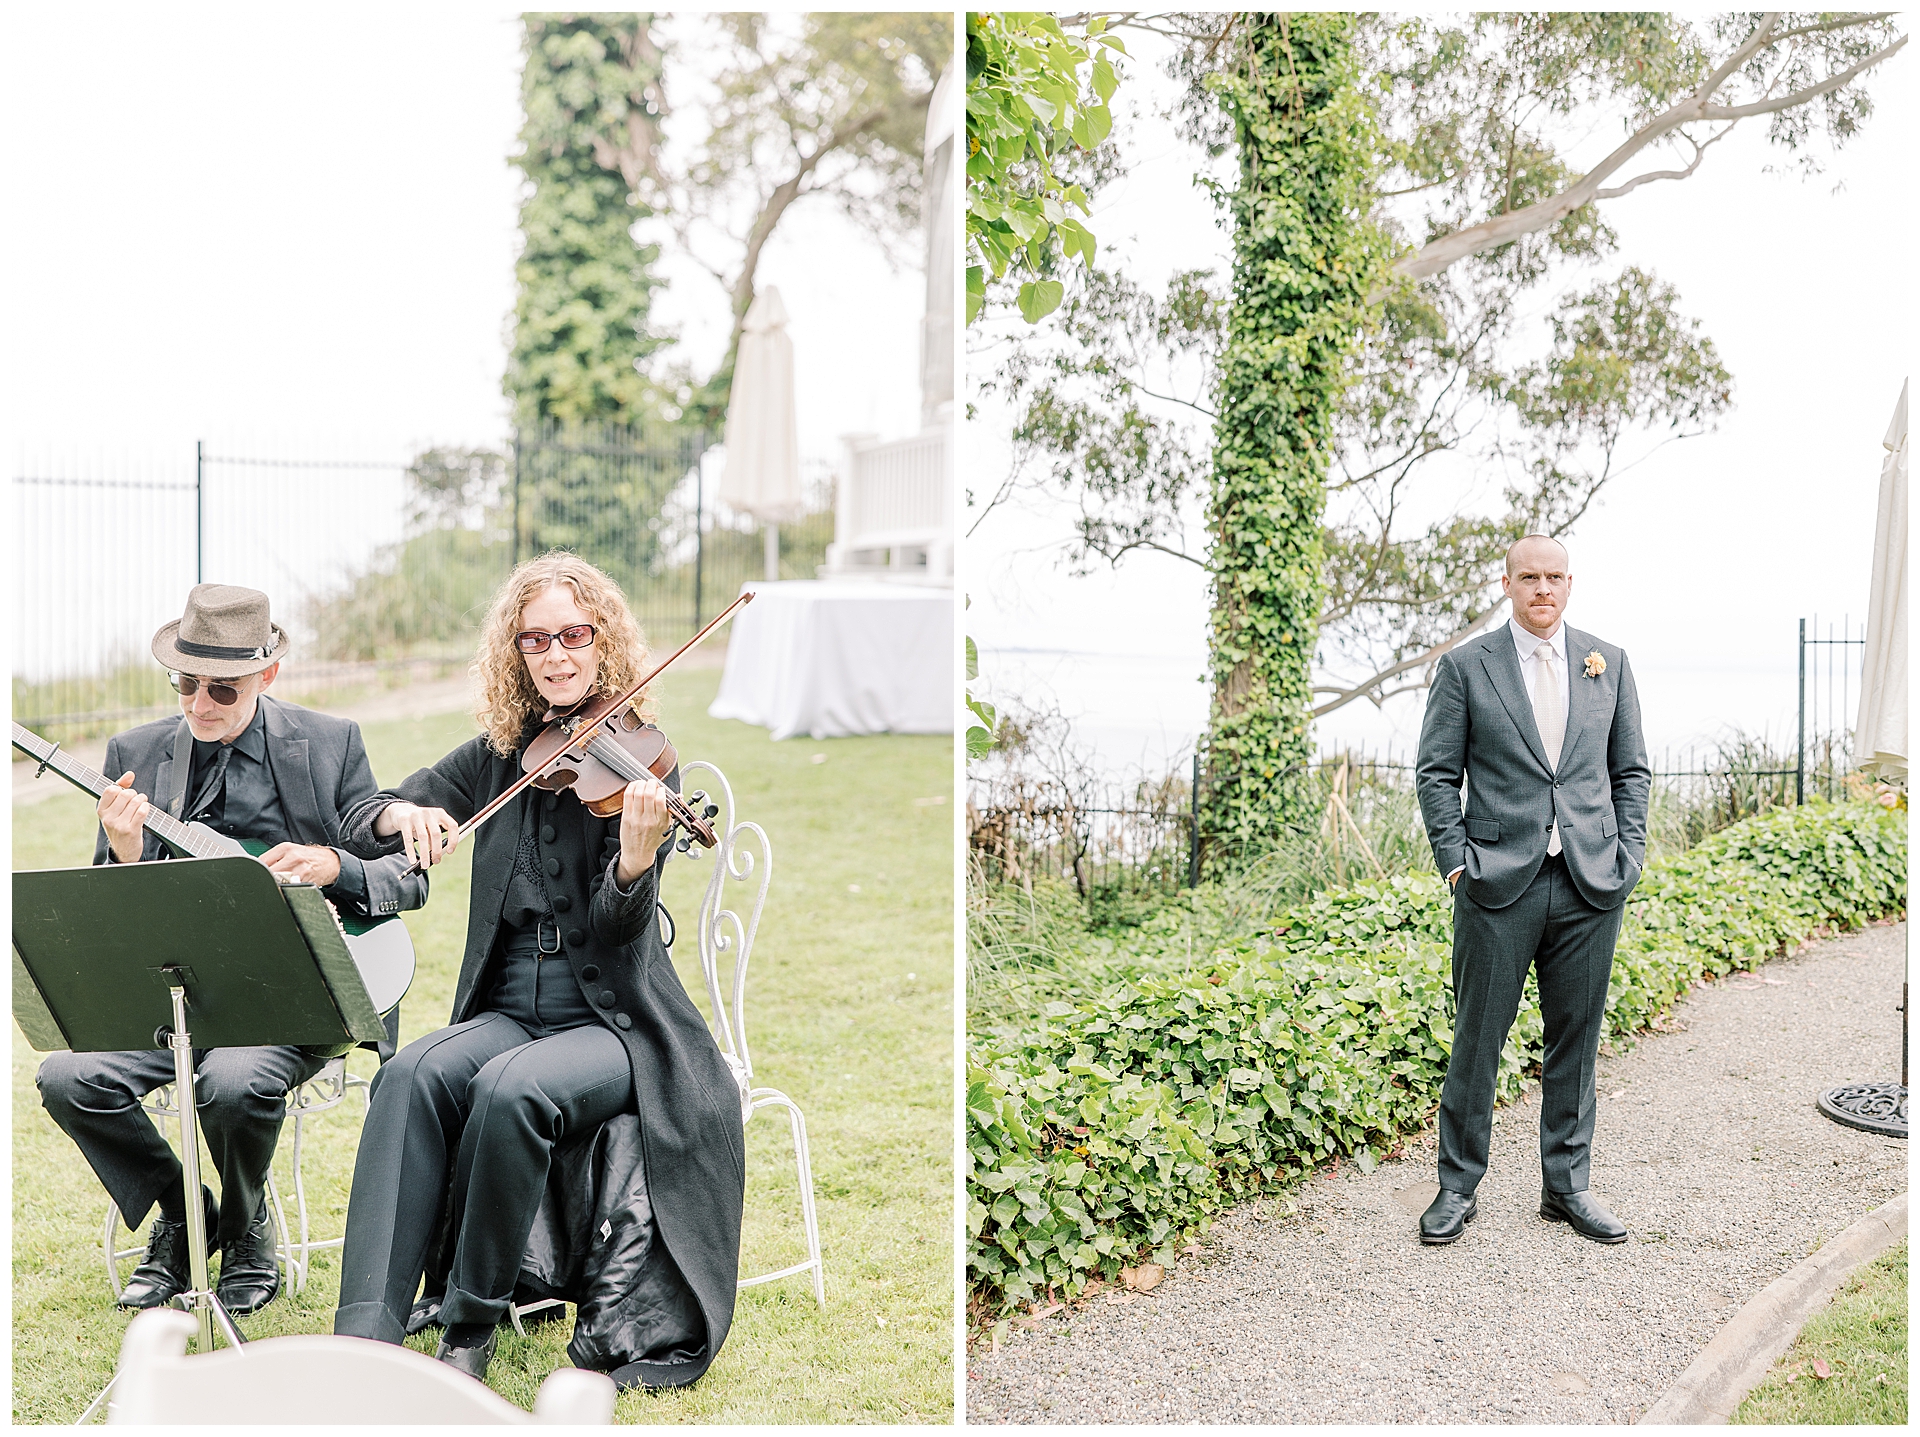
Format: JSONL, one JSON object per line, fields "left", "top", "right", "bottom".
{"left": 1583, "top": 650, "right": 1606, "bottom": 678}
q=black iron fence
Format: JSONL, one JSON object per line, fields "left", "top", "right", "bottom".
{"left": 12, "top": 428, "right": 833, "bottom": 739}
{"left": 970, "top": 617, "right": 1876, "bottom": 902}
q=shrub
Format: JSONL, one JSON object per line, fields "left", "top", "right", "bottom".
{"left": 966, "top": 800, "right": 1906, "bottom": 1326}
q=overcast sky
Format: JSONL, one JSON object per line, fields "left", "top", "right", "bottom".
{"left": 2, "top": 7, "right": 942, "bottom": 682}
{"left": 1, "top": 9, "right": 927, "bottom": 471}
{"left": 968, "top": 25, "right": 1913, "bottom": 783}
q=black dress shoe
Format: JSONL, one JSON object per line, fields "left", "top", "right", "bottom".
{"left": 118, "top": 1187, "right": 218, "bottom": 1310}
{"left": 435, "top": 1325, "right": 498, "bottom": 1382}
{"left": 1419, "top": 1188, "right": 1477, "bottom": 1244}
{"left": 214, "top": 1204, "right": 282, "bottom": 1317}
{"left": 1540, "top": 1187, "right": 1627, "bottom": 1244}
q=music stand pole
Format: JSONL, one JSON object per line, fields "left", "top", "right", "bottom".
{"left": 160, "top": 975, "right": 245, "bottom": 1352}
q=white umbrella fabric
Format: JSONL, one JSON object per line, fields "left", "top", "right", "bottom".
{"left": 1817, "top": 378, "right": 1908, "bottom": 1142}
{"left": 1854, "top": 379, "right": 1908, "bottom": 783}
{"left": 719, "top": 286, "right": 804, "bottom": 581}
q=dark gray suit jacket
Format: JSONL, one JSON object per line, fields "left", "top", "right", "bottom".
{"left": 94, "top": 695, "right": 426, "bottom": 919}
{"left": 1415, "top": 624, "right": 1651, "bottom": 911}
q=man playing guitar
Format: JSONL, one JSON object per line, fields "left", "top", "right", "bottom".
{"left": 33, "top": 584, "right": 426, "bottom": 1319}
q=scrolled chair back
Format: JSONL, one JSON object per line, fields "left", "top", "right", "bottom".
{"left": 673, "top": 760, "right": 772, "bottom": 1118}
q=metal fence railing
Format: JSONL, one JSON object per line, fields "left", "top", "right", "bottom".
{"left": 970, "top": 617, "right": 1877, "bottom": 902}
{"left": 12, "top": 428, "right": 835, "bottom": 740}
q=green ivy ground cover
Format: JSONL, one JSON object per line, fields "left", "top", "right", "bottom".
{"left": 966, "top": 801, "right": 1906, "bottom": 1327}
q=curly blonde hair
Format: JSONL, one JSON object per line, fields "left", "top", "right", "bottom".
{"left": 473, "top": 552, "right": 655, "bottom": 755}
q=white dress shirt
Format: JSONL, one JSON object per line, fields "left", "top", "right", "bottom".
{"left": 1510, "top": 616, "right": 1568, "bottom": 734}
{"left": 1449, "top": 618, "right": 1571, "bottom": 882}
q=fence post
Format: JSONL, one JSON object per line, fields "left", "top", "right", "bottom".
{"left": 194, "top": 440, "right": 204, "bottom": 583}
{"left": 1188, "top": 752, "right": 1201, "bottom": 888}
{"left": 1795, "top": 618, "right": 1805, "bottom": 805}
{"left": 693, "top": 431, "right": 706, "bottom": 633}
{"left": 509, "top": 428, "right": 522, "bottom": 568}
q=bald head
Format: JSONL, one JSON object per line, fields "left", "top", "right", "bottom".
{"left": 1502, "top": 534, "right": 1572, "bottom": 639}
{"left": 1505, "top": 534, "right": 1568, "bottom": 578}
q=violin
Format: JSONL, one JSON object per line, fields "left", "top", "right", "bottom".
{"left": 521, "top": 694, "right": 719, "bottom": 849}
{"left": 415, "top": 592, "right": 753, "bottom": 869}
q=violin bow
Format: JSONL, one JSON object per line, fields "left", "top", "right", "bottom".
{"left": 413, "top": 590, "right": 757, "bottom": 865}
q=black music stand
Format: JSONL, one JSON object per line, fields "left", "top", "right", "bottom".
{"left": 12, "top": 856, "right": 386, "bottom": 1354}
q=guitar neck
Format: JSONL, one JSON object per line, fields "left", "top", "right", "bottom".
{"left": 10, "top": 721, "right": 231, "bottom": 859}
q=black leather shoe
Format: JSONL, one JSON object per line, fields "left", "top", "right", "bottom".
{"left": 1419, "top": 1188, "right": 1476, "bottom": 1244}
{"left": 118, "top": 1186, "right": 219, "bottom": 1310}
{"left": 1540, "top": 1187, "right": 1627, "bottom": 1244}
{"left": 436, "top": 1325, "right": 498, "bottom": 1382}
{"left": 214, "top": 1203, "right": 282, "bottom": 1317}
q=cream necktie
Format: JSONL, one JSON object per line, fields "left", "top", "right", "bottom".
{"left": 1534, "top": 641, "right": 1563, "bottom": 855}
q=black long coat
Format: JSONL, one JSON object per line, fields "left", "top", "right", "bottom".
{"left": 342, "top": 730, "right": 745, "bottom": 1387}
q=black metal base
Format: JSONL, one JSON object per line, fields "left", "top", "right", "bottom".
{"left": 1816, "top": 1081, "right": 1909, "bottom": 1139}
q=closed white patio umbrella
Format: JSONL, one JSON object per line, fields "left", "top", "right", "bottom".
{"left": 719, "top": 286, "right": 804, "bottom": 581}
{"left": 1818, "top": 378, "right": 1908, "bottom": 1141}
{"left": 1853, "top": 379, "right": 1907, "bottom": 783}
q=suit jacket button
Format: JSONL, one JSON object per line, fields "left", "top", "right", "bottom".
{"left": 552, "top": 894, "right": 571, "bottom": 912}
{"left": 542, "top": 824, "right": 557, "bottom": 843}
{"left": 581, "top": 964, "right": 600, "bottom": 981}
{"left": 545, "top": 794, "right": 560, "bottom": 812}
{"left": 613, "top": 1012, "right": 632, "bottom": 1031}
{"left": 598, "top": 990, "right": 617, "bottom": 1008}
{"left": 1545, "top": 824, "right": 1553, "bottom": 832}
{"left": 544, "top": 857, "right": 561, "bottom": 878}
{"left": 566, "top": 928, "right": 585, "bottom": 946}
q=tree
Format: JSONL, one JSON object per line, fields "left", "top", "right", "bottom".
{"left": 1200, "top": 12, "right": 1389, "bottom": 849}
{"left": 975, "top": 11, "right": 1902, "bottom": 847}
{"left": 964, "top": 11, "right": 1128, "bottom": 325}
{"left": 506, "top": 14, "right": 672, "bottom": 430}
{"left": 650, "top": 12, "right": 951, "bottom": 421}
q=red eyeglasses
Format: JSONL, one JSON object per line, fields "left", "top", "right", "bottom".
{"left": 515, "top": 624, "right": 597, "bottom": 655}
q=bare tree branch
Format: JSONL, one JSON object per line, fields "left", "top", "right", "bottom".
{"left": 1379, "top": 19, "right": 1905, "bottom": 292}
{"left": 1310, "top": 601, "right": 1508, "bottom": 718}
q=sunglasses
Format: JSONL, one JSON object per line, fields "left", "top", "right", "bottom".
{"left": 169, "top": 672, "right": 245, "bottom": 706}
{"left": 515, "top": 624, "right": 597, "bottom": 655}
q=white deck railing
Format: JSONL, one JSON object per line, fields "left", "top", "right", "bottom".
{"left": 824, "top": 426, "right": 951, "bottom": 579}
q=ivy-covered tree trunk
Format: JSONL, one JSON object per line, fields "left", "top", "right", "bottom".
{"left": 1203, "top": 13, "right": 1384, "bottom": 856}
{"left": 507, "top": 14, "right": 669, "bottom": 429}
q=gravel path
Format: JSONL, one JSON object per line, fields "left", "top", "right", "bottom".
{"left": 968, "top": 920, "right": 1909, "bottom": 1425}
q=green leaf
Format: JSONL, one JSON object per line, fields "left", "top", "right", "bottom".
{"left": 1018, "top": 280, "right": 1065, "bottom": 324}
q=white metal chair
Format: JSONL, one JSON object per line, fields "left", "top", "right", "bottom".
{"left": 105, "top": 1308, "right": 614, "bottom": 1424}
{"left": 682, "top": 759, "right": 825, "bottom": 1304}
{"left": 102, "top": 1055, "right": 370, "bottom": 1300}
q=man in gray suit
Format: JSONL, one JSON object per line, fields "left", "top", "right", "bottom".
{"left": 35, "top": 584, "right": 426, "bottom": 1317}
{"left": 1413, "top": 535, "right": 1651, "bottom": 1245}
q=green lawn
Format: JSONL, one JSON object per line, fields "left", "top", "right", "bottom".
{"left": 1732, "top": 1240, "right": 1907, "bottom": 1425}
{"left": 11, "top": 665, "right": 955, "bottom": 1422}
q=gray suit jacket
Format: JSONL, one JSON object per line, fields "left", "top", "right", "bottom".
{"left": 1415, "top": 624, "right": 1651, "bottom": 911}
{"left": 94, "top": 695, "right": 426, "bottom": 919}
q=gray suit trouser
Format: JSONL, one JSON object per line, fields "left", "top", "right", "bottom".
{"left": 1440, "top": 852, "right": 1624, "bottom": 1196}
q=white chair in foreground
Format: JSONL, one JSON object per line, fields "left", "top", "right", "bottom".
{"left": 107, "top": 1308, "right": 614, "bottom": 1425}
{"left": 682, "top": 759, "right": 826, "bottom": 1305}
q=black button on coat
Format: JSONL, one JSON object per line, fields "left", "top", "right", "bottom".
{"left": 341, "top": 729, "right": 744, "bottom": 1388}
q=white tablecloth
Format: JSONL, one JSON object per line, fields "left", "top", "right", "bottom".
{"left": 708, "top": 581, "right": 954, "bottom": 740}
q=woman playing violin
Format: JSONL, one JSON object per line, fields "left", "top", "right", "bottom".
{"left": 331, "top": 553, "right": 743, "bottom": 1388}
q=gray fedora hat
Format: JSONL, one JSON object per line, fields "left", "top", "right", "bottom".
{"left": 150, "top": 583, "right": 292, "bottom": 678}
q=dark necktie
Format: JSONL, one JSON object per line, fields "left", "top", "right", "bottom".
{"left": 186, "top": 744, "right": 234, "bottom": 823}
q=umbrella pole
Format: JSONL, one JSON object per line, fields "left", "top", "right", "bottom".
{"left": 765, "top": 521, "right": 779, "bottom": 582}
